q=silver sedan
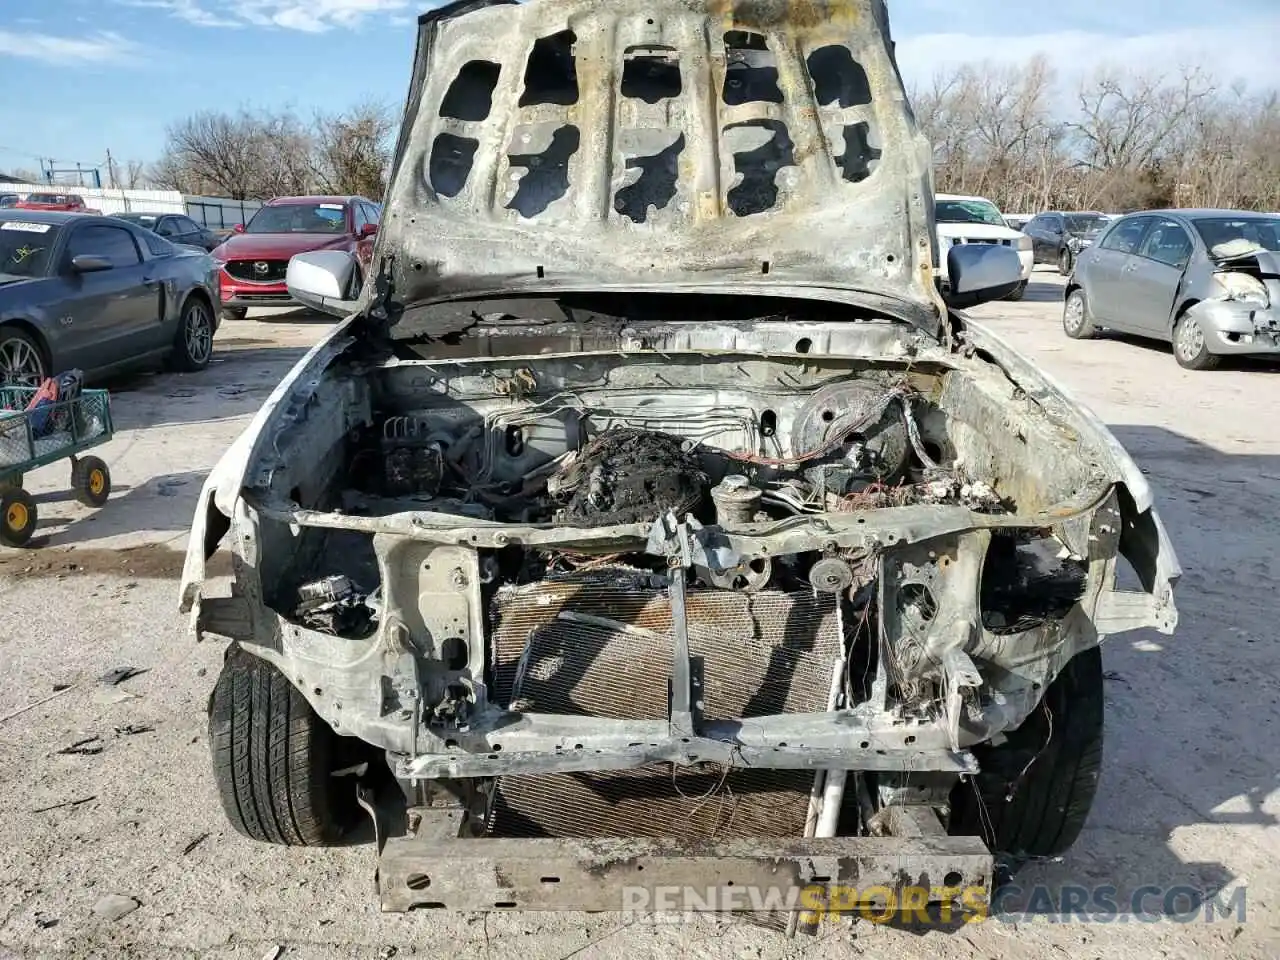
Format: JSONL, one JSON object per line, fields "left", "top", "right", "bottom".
{"left": 1063, "top": 209, "right": 1280, "bottom": 370}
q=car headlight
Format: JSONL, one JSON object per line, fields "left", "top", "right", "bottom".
{"left": 1016, "top": 235, "right": 1033, "bottom": 252}
{"left": 1214, "top": 272, "right": 1271, "bottom": 307}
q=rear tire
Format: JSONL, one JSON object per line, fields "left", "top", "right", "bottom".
{"left": 221, "top": 307, "right": 248, "bottom": 323}
{"left": 71, "top": 455, "right": 111, "bottom": 508}
{"left": 1058, "top": 248, "right": 1074, "bottom": 276}
{"left": 1063, "top": 288, "right": 1097, "bottom": 339}
{"left": 1003, "top": 280, "right": 1028, "bottom": 302}
{"left": 948, "top": 647, "right": 1104, "bottom": 871}
{"left": 208, "top": 644, "right": 359, "bottom": 846}
{"left": 172, "top": 297, "right": 215, "bottom": 372}
{"left": 0, "top": 487, "right": 36, "bottom": 546}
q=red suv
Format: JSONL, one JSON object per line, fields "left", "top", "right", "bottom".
{"left": 211, "top": 195, "right": 381, "bottom": 321}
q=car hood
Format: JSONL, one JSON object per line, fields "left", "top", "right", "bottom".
{"left": 370, "top": 0, "right": 946, "bottom": 340}
{"left": 214, "top": 233, "right": 352, "bottom": 261}
{"left": 936, "top": 222, "right": 1021, "bottom": 241}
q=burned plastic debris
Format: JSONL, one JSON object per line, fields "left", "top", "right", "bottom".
{"left": 296, "top": 575, "right": 379, "bottom": 637}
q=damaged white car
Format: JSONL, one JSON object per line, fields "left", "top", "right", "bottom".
{"left": 179, "top": 0, "right": 1179, "bottom": 925}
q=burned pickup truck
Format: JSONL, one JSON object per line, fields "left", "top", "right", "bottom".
{"left": 179, "top": 0, "right": 1178, "bottom": 925}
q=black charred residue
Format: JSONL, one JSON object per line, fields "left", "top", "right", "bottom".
{"left": 722, "top": 30, "right": 783, "bottom": 105}
{"left": 835, "top": 122, "right": 882, "bottom": 184}
{"left": 621, "top": 46, "right": 682, "bottom": 103}
{"left": 506, "top": 126, "right": 581, "bottom": 219}
{"left": 981, "top": 532, "right": 1088, "bottom": 635}
{"left": 428, "top": 133, "right": 479, "bottom": 198}
{"left": 519, "top": 30, "right": 579, "bottom": 107}
{"left": 557, "top": 428, "right": 705, "bottom": 525}
{"left": 439, "top": 60, "right": 501, "bottom": 121}
{"left": 614, "top": 134, "right": 685, "bottom": 223}
{"left": 807, "top": 45, "right": 872, "bottom": 108}
{"left": 725, "top": 119, "right": 795, "bottom": 217}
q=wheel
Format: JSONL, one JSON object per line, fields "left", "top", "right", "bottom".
{"left": 208, "top": 643, "right": 360, "bottom": 845}
{"left": 1003, "top": 280, "right": 1028, "bottom": 302}
{"left": 348, "top": 267, "right": 365, "bottom": 301}
{"left": 220, "top": 307, "right": 248, "bottom": 323}
{"left": 0, "top": 487, "right": 37, "bottom": 547}
{"left": 173, "top": 298, "right": 215, "bottom": 372}
{"left": 0, "top": 328, "right": 46, "bottom": 387}
{"left": 1173, "top": 311, "right": 1222, "bottom": 371}
{"left": 1062, "top": 289, "right": 1097, "bottom": 340}
{"left": 1058, "top": 248, "right": 1074, "bottom": 276}
{"left": 948, "top": 647, "right": 1104, "bottom": 871}
{"left": 72, "top": 455, "right": 111, "bottom": 508}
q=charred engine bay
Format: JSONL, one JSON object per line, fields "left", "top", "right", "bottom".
{"left": 273, "top": 339, "right": 1096, "bottom": 662}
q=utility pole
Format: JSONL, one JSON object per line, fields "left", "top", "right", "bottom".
{"left": 105, "top": 150, "right": 119, "bottom": 190}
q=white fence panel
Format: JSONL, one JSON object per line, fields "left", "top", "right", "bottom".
{"left": 0, "top": 183, "right": 186, "bottom": 215}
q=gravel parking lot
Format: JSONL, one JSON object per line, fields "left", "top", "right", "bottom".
{"left": 1, "top": 271, "right": 1277, "bottom": 959}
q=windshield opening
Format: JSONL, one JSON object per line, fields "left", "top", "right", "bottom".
{"left": 245, "top": 203, "right": 348, "bottom": 235}
{"left": 25, "top": 194, "right": 73, "bottom": 204}
{"left": 936, "top": 199, "right": 1006, "bottom": 227}
{"left": 1065, "top": 214, "right": 1104, "bottom": 235}
{"left": 0, "top": 220, "right": 60, "bottom": 278}
{"left": 1193, "top": 217, "right": 1280, "bottom": 256}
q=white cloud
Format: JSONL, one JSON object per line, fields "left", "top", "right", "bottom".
{"left": 126, "top": 0, "right": 410, "bottom": 31}
{"left": 0, "top": 29, "right": 137, "bottom": 64}
{"left": 896, "top": 17, "right": 1280, "bottom": 91}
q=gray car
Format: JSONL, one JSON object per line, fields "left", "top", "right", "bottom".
{"left": 0, "top": 210, "right": 220, "bottom": 385}
{"left": 1065, "top": 209, "right": 1280, "bottom": 370}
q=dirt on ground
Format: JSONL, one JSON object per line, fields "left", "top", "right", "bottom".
{"left": 0, "top": 286, "right": 1277, "bottom": 959}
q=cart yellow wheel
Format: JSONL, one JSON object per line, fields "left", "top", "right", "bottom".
{"left": 72, "top": 456, "right": 111, "bottom": 508}
{"left": 0, "top": 488, "right": 36, "bottom": 547}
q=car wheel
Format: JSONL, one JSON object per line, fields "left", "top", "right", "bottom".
{"left": 1058, "top": 248, "right": 1074, "bottom": 276}
{"left": 208, "top": 644, "right": 361, "bottom": 846}
{"left": 948, "top": 647, "right": 1104, "bottom": 874}
{"left": 221, "top": 307, "right": 248, "bottom": 323}
{"left": 1062, "top": 289, "right": 1097, "bottom": 339}
{"left": 1003, "top": 280, "right": 1028, "bottom": 302}
{"left": 174, "top": 298, "right": 215, "bottom": 372}
{"left": 0, "top": 328, "right": 46, "bottom": 387}
{"left": 71, "top": 455, "right": 111, "bottom": 508}
{"left": 1173, "top": 311, "right": 1221, "bottom": 371}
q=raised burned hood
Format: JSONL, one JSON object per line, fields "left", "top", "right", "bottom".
{"left": 375, "top": 0, "right": 944, "bottom": 336}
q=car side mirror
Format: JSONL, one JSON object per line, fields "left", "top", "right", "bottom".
{"left": 943, "top": 244, "right": 1023, "bottom": 308}
{"left": 233, "top": 223, "right": 245, "bottom": 234}
{"left": 286, "top": 250, "right": 361, "bottom": 317}
{"left": 70, "top": 254, "right": 112, "bottom": 274}
{"left": 358, "top": 223, "right": 379, "bottom": 239}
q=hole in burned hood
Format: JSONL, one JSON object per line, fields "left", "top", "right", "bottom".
{"left": 506, "top": 125, "right": 580, "bottom": 219}
{"left": 429, "top": 133, "right": 479, "bottom": 198}
{"left": 722, "top": 30, "right": 782, "bottom": 106}
{"left": 724, "top": 119, "right": 795, "bottom": 217}
{"left": 834, "top": 122, "right": 882, "bottom": 184}
{"left": 622, "top": 45, "right": 682, "bottom": 103}
{"left": 807, "top": 45, "right": 872, "bottom": 108}
{"left": 615, "top": 133, "right": 685, "bottom": 224}
{"left": 520, "top": 30, "right": 579, "bottom": 107}
{"left": 440, "top": 60, "right": 501, "bottom": 122}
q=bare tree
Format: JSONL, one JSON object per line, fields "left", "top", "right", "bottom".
{"left": 311, "top": 100, "right": 395, "bottom": 199}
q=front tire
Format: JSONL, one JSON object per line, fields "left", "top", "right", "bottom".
{"left": 1173, "top": 311, "right": 1222, "bottom": 371}
{"left": 208, "top": 644, "right": 359, "bottom": 845}
{"left": 1058, "top": 248, "right": 1074, "bottom": 276}
{"left": 220, "top": 307, "right": 248, "bottom": 323}
{"left": 71, "top": 456, "right": 111, "bottom": 508}
{"left": 1003, "top": 280, "right": 1028, "bottom": 302}
{"left": 173, "top": 297, "right": 215, "bottom": 372}
{"left": 949, "top": 647, "right": 1104, "bottom": 870}
{"left": 0, "top": 328, "right": 46, "bottom": 387}
{"left": 0, "top": 487, "right": 36, "bottom": 546}
{"left": 1063, "top": 288, "right": 1097, "bottom": 339}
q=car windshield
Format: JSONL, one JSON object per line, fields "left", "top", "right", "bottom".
{"left": 245, "top": 203, "right": 348, "bottom": 234}
{"left": 1193, "top": 217, "right": 1280, "bottom": 257}
{"left": 0, "top": 219, "right": 61, "bottom": 278}
{"left": 1065, "top": 214, "right": 1105, "bottom": 235}
{"left": 936, "top": 199, "right": 1007, "bottom": 227}
{"left": 116, "top": 213, "right": 159, "bottom": 227}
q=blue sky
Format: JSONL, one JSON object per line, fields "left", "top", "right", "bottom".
{"left": 1, "top": 0, "right": 1278, "bottom": 179}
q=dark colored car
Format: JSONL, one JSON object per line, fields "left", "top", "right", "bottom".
{"left": 0, "top": 211, "right": 220, "bottom": 385}
{"left": 116, "top": 212, "right": 221, "bottom": 253}
{"left": 1024, "top": 211, "right": 1110, "bottom": 275}
{"left": 211, "top": 196, "right": 381, "bottom": 321}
